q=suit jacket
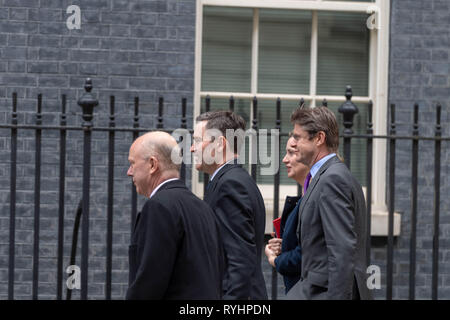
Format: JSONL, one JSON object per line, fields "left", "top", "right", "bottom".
{"left": 204, "top": 163, "right": 268, "bottom": 300}
{"left": 126, "top": 179, "right": 223, "bottom": 300}
{"left": 286, "top": 155, "right": 372, "bottom": 300}
{"left": 275, "top": 196, "right": 302, "bottom": 293}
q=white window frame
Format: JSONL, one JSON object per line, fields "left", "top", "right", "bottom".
{"left": 193, "top": 0, "right": 398, "bottom": 235}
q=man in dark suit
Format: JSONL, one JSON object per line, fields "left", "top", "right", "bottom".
{"left": 286, "top": 106, "right": 372, "bottom": 300}
{"left": 126, "top": 131, "right": 223, "bottom": 300}
{"left": 190, "top": 111, "right": 268, "bottom": 300}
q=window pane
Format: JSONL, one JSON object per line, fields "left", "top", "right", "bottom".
{"left": 202, "top": 7, "right": 253, "bottom": 92}
{"left": 317, "top": 12, "right": 370, "bottom": 96}
{"left": 258, "top": 10, "right": 311, "bottom": 94}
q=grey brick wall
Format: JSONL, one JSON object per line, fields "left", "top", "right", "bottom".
{"left": 372, "top": 0, "right": 450, "bottom": 299}
{"left": 0, "top": 0, "right": 195, "bottom": 299}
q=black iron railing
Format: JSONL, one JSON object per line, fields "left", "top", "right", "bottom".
{"left": 1, "top": 78, "right": 449, "bottom": 300}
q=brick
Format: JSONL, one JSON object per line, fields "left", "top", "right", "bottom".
{"left": 3, "top": 0, "right": 39, "bottom": 7}
{"left": 110, "top": 25, "right": 131, "bottom": 37}
{"left": 39, "top": 75, "right": 69, "bottom": 87}
{"left": 112, "top": 0, "right": 130, "bottom": 11}
{"left": 9, "top": 8, "right": 28, "bottom": 20}
{"left": 2, "top": 47, "right": 27, "bottom": 60}
{"left": 39, "top": 22, "right": 68, "bottom": 35}
{"left": 27, "top": 62, "right": 58, "bottom": 74}
{"left": 28, "top": 8, "right": 63, "bottom": 22}
{"left": 99, "top": 64, "right": 138, "bottom": 76}
{"left": 101, "top": 12, "right": 138, "bottom": 25}
{"left": 8, "top": 61, "right": 26, "bottom": 73}
{"left": 28, "top": 35, "right": 61, "bottom": 48}
{"left": 100, "top": 38, "right": 138, "bottom": 50}
{"left": 132, "top": 26, "right": 166, "bottom": 39}
{"left": 70, "top": 50, "right": 109, "bottom": 62}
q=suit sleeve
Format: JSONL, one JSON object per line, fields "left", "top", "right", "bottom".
{"left": 274, "top": 246, "right": 302, "bottom": 276}
{"left": 318, "top": 173, "right": 357, "bottom": 299}
{"left": 126, "top": 200, "right": 182, "bottom": 300}
{"left": 213, "top": 178, "right": 256, "bottom": 299}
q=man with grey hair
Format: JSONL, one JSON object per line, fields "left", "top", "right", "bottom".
{"left": 126, "top": 131, "right": 223, "bottom": 299}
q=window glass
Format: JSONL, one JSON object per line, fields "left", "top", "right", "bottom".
{"left": 202, "top": 7, "right": 253, "bottom": 92}
{"left": 258, "top": 9, "right": 311, "bottom": 94}
{"left": 317, "top": 11, "right": 370, "bottom": 97}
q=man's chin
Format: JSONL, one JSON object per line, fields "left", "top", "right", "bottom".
{"left": 195, "top": 163, "right": 204, "bottom": 172}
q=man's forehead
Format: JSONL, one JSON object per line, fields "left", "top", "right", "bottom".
{"left": 193, "top": 121, "right": 207, "bottom": 135}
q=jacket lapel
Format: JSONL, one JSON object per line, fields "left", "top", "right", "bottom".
{"left": 297, "top": 156, "right": 341, "bottom": 230}
{"left": 204, "top": 162, "right": 241, "bottom": 202}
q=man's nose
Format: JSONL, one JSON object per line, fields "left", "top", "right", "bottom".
{"left": 190, "top": 144, "right": 195, "bottom": 153}
{"left": 127, "top": 167, "right": 132, "bottom": 177}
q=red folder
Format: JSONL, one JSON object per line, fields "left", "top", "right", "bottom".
{"left": 273, "top": 217, "right": 281, "bottom": 238}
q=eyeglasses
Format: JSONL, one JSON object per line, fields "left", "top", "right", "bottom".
{"left": 288, "top": 131, "right": 301, "bottom": 142}
{"left": 289, "top": 130, "right": 317, "bottom": 141}
{"left": 192, "top": 136, "right": 216, "bottom": 144}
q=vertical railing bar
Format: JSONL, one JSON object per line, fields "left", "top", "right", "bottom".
{"left": 271, "top": 98, "right": 281, "bottom": 300}
{"left": 131, "top": 97, "right": 139, "bottom": 237}
{"left": 365, "top": 100, "right": 373, "bottom": 267}
{"left": 157, "top": 97, "right": 164, "bottom": 129}
{"left": 78, "top": 78, "right": 98, "bottom": 300}
{"left": 299, "top": 98, "right": 305, "bottom": 109}
{"left": 180, "top": 98, "right": 187, "bottom": 183}
{"left": 251, "top": 96, "right": 258, "bottom": 181}
{"left": 229, "top": 96, "right": 235, "bottom": 112}
{"left": 8, "top": 92, "right": 18, "bottom": 300}
{"left": 66, "top": 200, "right": 82, "bottom": 300}
{"left": 409, "top": 103, "right": 419, "bottom": 300}
{"left": 203, "top": 96, "right": 210, "bottom": 196}
{"left": 339, "top": 87, "right": 358, "bottom": 170}
{"left": 106, "top": 96, "right": 115, "bottom": 300}
{"left": 386, "top": 103, "right": 396, "bottom": 300}
{"left": 32, "top": 93, "right": 42, "bottom": 300}
{"left": 57, "top": 94, "right": 67, "bottom": 300}
{"left": 431, "top": 103, "right": 441, "bottom": 300}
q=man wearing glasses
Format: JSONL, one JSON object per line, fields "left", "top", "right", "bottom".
{"left": 286, "top": 106, "right": 371, "bottom": 300}
{"left": 190, "top": 111, "right": 268, "bottom": 300}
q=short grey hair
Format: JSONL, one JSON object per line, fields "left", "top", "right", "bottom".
{"left": 141, "top": 140, "right": 181, "bottom": 172}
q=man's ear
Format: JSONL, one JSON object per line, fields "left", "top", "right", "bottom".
{"left": 315, "top": 131, "right": 326, "bottom": 147}
{"left": 148, "top": 156, "right": 158, "bottom": 174}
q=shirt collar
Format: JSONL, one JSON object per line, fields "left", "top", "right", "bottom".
{"left": 210, "top": 158, "right": 236, "bottom": 181}
{"left": 310, "top": 153, "right": 336, "bottom": 178}
{"left": 149, "top": 178, "right": 179, "bottom": 198}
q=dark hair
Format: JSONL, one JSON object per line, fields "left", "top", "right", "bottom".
{"left": 290, "top": 106, "right": 339, "bottom": 152}
{"left": 196, "top": 110, "right": 246, "bottom": 154}
{"left": 196, "top": 110, "right": 246, "bottom": 134}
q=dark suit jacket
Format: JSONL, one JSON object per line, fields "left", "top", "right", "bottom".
{"left": 126, "top": 179, "right": 223, "bottom": 300}
{"left": 286, "top": 155, "right": 372, "bottom": 300}
{"left": 204, "top": 163, "right": 268, "bottom": 300}
{"left": 275, "top": 196, "right": 302, "bottom": 293}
